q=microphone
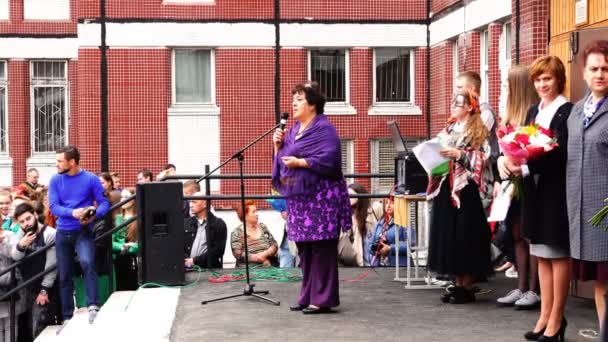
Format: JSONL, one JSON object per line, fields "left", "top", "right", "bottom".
{"left": 278, "top": 112, "right": 289, "bottom": 130}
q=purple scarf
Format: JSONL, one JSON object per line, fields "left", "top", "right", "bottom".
{"left": 272, "top": 114, "right": 343, "bottom": 197}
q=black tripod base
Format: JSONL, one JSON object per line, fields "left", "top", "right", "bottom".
{"left": 201, "top": 283, "right": 280, "bottom": 306}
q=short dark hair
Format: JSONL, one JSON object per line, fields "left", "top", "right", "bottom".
{"left": 582, "top": 40, "right": 608, "bottom": 66}
{"left": 56, "top": 145, "right": 80, "bottom": 164}
{"left": 163, "top": 164, "right": 176, "bottom": 171}
{"left": 291, "top": 81, "right": 326, "bottom": 115}
{"left": 13, "top": 202, "right": 35, "bottom": 220}
{"left": 99, "top": 172, "right": 115, "bottom": 190}
{"left": 138, "top": 168, "right": 153, "bottom": 180}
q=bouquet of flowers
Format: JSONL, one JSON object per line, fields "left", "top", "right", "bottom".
{"left": 497, "top": 124, "right": 558, "bottom": 163}
{"left": 590, "top": 198, "right": 608, "bottom": 231}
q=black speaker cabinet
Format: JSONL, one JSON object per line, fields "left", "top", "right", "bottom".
{"left": 395, "top": 153, "right": 428, "bottom": 195}
{"left": 136, "top": 182, "right": 185, "bottom": 286}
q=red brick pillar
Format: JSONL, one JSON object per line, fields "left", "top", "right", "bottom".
{"left": 512, "top": 0, "right": 549, "bottom": 65}
{"left": 487, "top": 23, "right": 503, "bottom": 111}
{"left": 430, "top": 41, "right": 454, "bottom": 135}
{"left": 8, "top": 61, "right": 30, "bottom": 185}
{"left": 458, "top": 31, "right": 481, "bottom": 73}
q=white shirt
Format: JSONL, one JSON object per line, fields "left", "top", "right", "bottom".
{"left": 535, "top": 95, "right": 567, "bottom": 129}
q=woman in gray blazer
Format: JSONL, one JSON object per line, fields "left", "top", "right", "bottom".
{"left": 567, "top": 40, "right": 608, "bottom": 330}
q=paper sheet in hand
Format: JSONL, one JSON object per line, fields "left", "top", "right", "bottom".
{"left": 412, "top": 140, "right": 450, "bottom": 175}
{"left": 487, "top": 181, "right": 514, "bottom": 222}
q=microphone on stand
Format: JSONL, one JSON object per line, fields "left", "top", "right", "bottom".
{"left": 278, "top": 112, "right": 289, "bottom": 130}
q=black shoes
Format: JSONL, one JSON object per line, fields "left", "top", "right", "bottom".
{"left": 440, "top": 286, "right": 476, "bottom": 304}
{"left": 302, "top": 306, "right": 333, "bottom": 314}
{"left": 537, "top": 317, "right": 567, "bottom": 342}
{"left": 289, "top": 304, "right": 306, "bottom": 311}
{"left": 524, "top": 327, "right": 546, "bottom": 341}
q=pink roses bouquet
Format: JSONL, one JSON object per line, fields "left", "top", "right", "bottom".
{"left": 497, "top": 124, "right": 558, "bottom": 163}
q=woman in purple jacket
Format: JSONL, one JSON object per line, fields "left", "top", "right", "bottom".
{"left": 272, "top": 82, "right": 352, "bottom": 315}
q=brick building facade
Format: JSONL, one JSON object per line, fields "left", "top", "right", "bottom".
{"left": 0, "top": 0, "right": 551, "bottom": 204}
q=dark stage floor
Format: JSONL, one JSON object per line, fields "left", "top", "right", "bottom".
{"left": 172, "top": 267, "right": 598, "bottom": 342}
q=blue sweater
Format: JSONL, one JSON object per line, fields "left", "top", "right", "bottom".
{"left": 49, "top": 169, "right": 110, "bottom": 231}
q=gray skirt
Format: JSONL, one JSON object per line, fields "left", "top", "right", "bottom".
{"left": 530, "top": 243, "right": 569, "bottom": 259}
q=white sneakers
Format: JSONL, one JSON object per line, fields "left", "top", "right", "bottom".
{"left": 88, "top": 305, "right": 100, "bottom": 324}
{"left": 497, "top": 289, "right": 540, "bottom": 309}
{"left": 497, "top": 289, "right": 523, "bottom": 306}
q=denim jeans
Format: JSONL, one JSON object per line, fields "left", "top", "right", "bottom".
{"left": 55, "top": 229, "right": 98, "bottom": 320}
{"left": 279, "top": 234, "right": 295, "bottom": 268}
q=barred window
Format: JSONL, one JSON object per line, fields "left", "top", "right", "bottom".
{"left": 374, "top": 48, "right": 411, "bottom": 102}
{"left": 0, "top": 61, "right": 6, "bottom": 153}
{"left": 340, "top": 139, "right": 354, "bottom": 181}
{"left": 310, "top": 49, "right": 346, "bottom": 102}
{"left": 370, "top": 137, "right": 424, "bottom": 193}
{"left": 31, "top": 61, "right": 67, "bottom": 153}
{"left": 173, "top": 49, "right": 213, "bottom": 104}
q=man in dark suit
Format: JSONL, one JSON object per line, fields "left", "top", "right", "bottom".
{"left": 184, "top": 191, "right": 227, "bottom": 269}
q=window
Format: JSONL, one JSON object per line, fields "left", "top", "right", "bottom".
{"left": 480, "top": 29, "right": 489, "bottom": 103}
{"left": 453, "top": 39, "right": 459, "bottom": 82}
{"left": 371, "top": 137, "right": 424, "bottom": 193}
{"left": 374, "top": 48, "right": 411, "bottom": 103}
{"left": 31, "top": 61, "right": 68, "bottom": 153}
{"left": 309, "top": 49, "right": 346, "bottom": 103}
{"left": 0, "top": 61, "right": 6, "bottom": 153}
{"left": 173, "top": 49, "right": 213, "bottom": 105}
{"left": 24, "top": 0, "right": 69, "bottom": 20}
{"left": 340, "top": 139, "right": 354, "bottom": 181}
{"left": 503, "top": 22, "right": 512, "bottom": 63}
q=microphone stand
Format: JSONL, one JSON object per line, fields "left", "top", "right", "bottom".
{"left": 200, "top": 122, "right": 281, "bottom": 306}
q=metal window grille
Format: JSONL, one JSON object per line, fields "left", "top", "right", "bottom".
{"left": 371, "top": 137, "right": 424, "bottom": 194}
{"left": 31, "top": 61, "right": 67, "bottom": 153}
{"left": 310, "top": 49, "right": 345, "bottom": 102}
{"left": 174, "top": 49, "right": 212, "bottom": 104}
{"left": 375, "top": 48, "right": 410, "bottom": 102}
{"left": 340, "top": 139, "right": 353, "bottom": 180}
{"left": 0, "top": 61, "right": 6, "bottom": 153}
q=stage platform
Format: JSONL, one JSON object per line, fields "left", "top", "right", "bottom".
{"left": 172, "top": 267, "right": 598, "bottom": 342}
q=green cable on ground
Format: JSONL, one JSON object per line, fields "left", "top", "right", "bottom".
{"left": 124, "top": 265, "right": 205, "bottom": 311}
{"left": 209, "top": 265, "right": 302, "bottom": 283}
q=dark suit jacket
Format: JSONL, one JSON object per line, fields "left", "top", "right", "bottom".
{"left": 184, "top": 211, "right": 227, "bottom": 269}
{"left": 520, "top": 101, "right": 573, "bottom": 249}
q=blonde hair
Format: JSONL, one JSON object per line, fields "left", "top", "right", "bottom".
{"left": 504, "top": 65, "right": 539, "bottom": 126}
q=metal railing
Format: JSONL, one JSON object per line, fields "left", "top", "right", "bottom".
{"left": 2, "top": 167, "right": 393, "bottom": 341}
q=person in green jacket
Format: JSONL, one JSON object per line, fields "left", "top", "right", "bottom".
{"left": 113, "top": 188, "right": 139, "bottom": 291}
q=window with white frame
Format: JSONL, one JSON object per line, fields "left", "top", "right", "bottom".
{"left": 480, "top": 29, "right": 489, "bottom": 102}
{"left": 31, "top": 61, "right": 68, "bottom": 153}
{"left": 173, "top": 49, "right": 213, "bottom": 105}
{"left": 340, "top": 139, "right": 354, "bottom": 181}
{"left": 0, "top": 61, "right": 6, "bottom": 153}
{"left": 374, "top": 48, "right": 412, "bottom": 103}
{"left": 453, "top": 39, "right": 459, "bottom": 82}
{"left": 503, "top": 22, "right": 512, "bottom": 64}
{"left": 309, "top": 49, "right": 346, "bottom": 103}
{"left": 370, "top": 137, "right": 424, "bottom": 193}
{"left": 24, "top": 0, "right": 69, "bottom": 20}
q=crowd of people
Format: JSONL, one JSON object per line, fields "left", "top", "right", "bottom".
{"left": 0, "top": 39, "right": 606, "bottom": 341}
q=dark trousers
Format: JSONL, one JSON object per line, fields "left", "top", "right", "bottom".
{"left": 295, "top": 239, "right": 339, "bottom": 308}
{"left": 56, "top": 229, "right": 98, "bottom": 320}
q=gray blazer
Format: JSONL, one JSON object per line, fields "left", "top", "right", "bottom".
{"left": 567, "top": 94, "right": 608, "bottom": 261}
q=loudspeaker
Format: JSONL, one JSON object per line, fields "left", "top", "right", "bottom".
{"left": 395, "top": 153, "right": 428, "bottom": 195}
{"left": 136, "top": 182, "right": 185, "bottom": 286}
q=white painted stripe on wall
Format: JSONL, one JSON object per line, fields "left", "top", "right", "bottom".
{"left": 0, "top": 0, "right": 8, "bottom": 20}
{"left": 430, "top": 0, "right": 511, "bottom": 46}
{"left": 0, "top": 38, "right": 78, "bottom": 59}
{"left": 79, "top": 22, "right": 276, "bottom": 47}
{"left": 280, "top": 23, "right": 427, "bottom": 47}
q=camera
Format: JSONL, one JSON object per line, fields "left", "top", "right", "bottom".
{"left": 370, "top": 238, "right": 388, "bottom": 253}
{"left": 80, "top": 206, "right": 96, "bottom": 224}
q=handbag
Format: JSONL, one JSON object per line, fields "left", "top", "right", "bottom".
{"left": 337, "top": 230, "right": 358, "bottom": 266}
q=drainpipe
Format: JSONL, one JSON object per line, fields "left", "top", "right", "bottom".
{"left": 100, "top": 0, "right": 109, "bottom": 171}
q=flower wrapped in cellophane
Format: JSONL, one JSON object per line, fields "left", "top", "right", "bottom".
{"left": 497, "top": 124, "right": 558, "bottom": 163}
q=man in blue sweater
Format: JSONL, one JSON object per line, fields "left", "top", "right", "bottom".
{"left": 48, "top": 145, "right": 110, "bottom": 325}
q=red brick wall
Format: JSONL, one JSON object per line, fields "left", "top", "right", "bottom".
{"left": 76, "top": 49, "right": 101, "bottom": 173}
{"left": 487, "top": 23, "right": 502, "bottom": 111}
{"left": 431, "top": 0, "right": 460, "bottom": 15}
{"left": 79, "top": 0, "right": 273, "bottom": 20}
{"left": 430, "top": 41, "right": 453, "bottom": 135}
{"left": 458, "top": 31, "right": 480, "bottom": 73}
{"left": 280, "top": 0, "right": 427, "bottom": 20}
{"left": 1, "top": 0, "right": 77, "bottom": 34}
{"left": 7, "top": 62, "right": 29, "bottom": 185}
{"left": 512, "top": 0, "right": 549, "bottom": 65}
